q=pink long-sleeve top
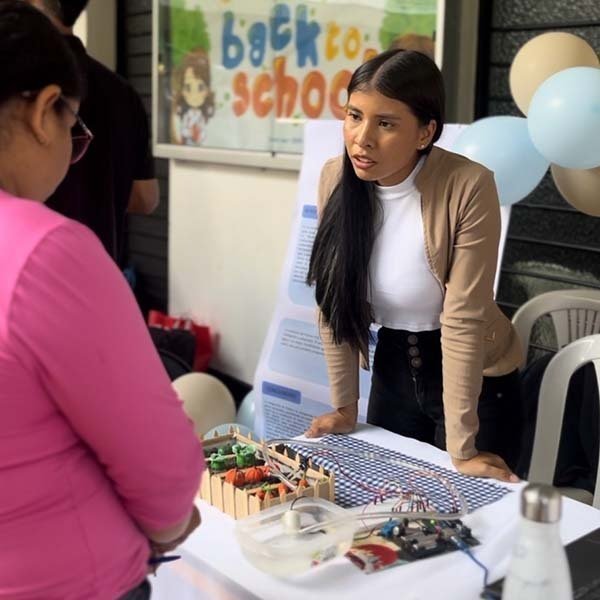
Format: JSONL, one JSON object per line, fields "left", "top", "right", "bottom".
{"left": 0, "top": 190, "right": 205, "bottom": 599}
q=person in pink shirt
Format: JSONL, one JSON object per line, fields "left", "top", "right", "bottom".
{"left": 0, "top": 3, "right": 205, "bottom": 599}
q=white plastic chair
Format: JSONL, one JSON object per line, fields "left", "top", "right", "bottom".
{"left": 512, "top": 290, "right": 600, "bottom": 506}
{"left": 527, "top": 334, "right": 600, "bottom": 508}
{"left": 512, "top": 289, "right": 600, "bottom": 366}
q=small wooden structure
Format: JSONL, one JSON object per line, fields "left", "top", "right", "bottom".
{"left": 199, "top": 428, "right": 335, "bottom": 519}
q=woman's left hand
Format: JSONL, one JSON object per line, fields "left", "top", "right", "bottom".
{"left": 452, "top": 451, "right": 520, "bottom": 483}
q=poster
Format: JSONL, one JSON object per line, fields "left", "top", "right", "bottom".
{"left": 153, "top": 0, "right": 441, "bottom": 165}
{"left": 253, "top": 120, "right": 512, "bottom": 440}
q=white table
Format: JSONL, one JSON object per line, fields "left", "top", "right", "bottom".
{"left": 151, "top": 425, "right": 600, "bottom": 599}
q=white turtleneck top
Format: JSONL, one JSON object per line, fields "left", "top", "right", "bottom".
{"left": 368, "top": 157, "right": 444, "bottom": 331}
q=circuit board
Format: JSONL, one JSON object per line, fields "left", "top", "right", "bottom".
{"left": 346, "top": 518, "right": 479, "bottom": 574}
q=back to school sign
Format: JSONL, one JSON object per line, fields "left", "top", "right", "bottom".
{"left": 157, "top": 0, "right": 437, "bottom": 155}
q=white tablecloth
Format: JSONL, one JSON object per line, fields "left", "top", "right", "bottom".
{"left": 151, "top": 425, "right": 600, "bottom": 600}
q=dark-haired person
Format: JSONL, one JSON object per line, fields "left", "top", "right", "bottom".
{"left": 0, "top": 3, "right": 203, "bottom": 599}
{"left": 27, "top": 0, "right": 159, "bottom": 265}
{"left": 305, "top": 49, "right": 523, "bottom": 482}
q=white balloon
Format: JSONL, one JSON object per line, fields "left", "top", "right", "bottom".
{"left": 172, "top": 373, "right": 236, "bottom": 436}
{"left": 236, "top": 390, "right": 256, "bottom": 431}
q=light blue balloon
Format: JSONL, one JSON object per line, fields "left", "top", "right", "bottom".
{"left": 528, "top": 66, "right": 600, "bottom": 169}
{"left": 236, "top": 390, "right": 256, "bottom": 431}
{"left": 452, "top": 116, "right": 549, "bottom": 205}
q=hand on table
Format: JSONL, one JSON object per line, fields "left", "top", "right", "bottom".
{"left": 452, "top": 451, "right": 520, "bottom": 483}
{"left": 304, "top": 403, "right": 358, "bottom": 438}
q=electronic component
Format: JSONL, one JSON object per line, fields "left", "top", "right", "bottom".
{"left": 379, "top": 519, "right": 405, "bottom": 539}
{"left": 347, "top": 517, "right": 479, "bottom": 574}
{"left": 398, "top": 519, "right": 477, "bottom": 560}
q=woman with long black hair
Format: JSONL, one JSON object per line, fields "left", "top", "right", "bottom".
{"left": 306, "top": 49, "right": 523, "bottom": 482}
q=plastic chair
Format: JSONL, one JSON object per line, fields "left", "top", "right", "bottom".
{"left": 512, "top": 289, "right": 600, "bottom": 366}
{"left": 512, "top": 289, "right": 600, "bottom": 506}
{"left": 527, "top": 334, "right": 600, "bottom": 508}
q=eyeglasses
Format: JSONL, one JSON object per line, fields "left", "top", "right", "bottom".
{"left": 58, "top": 96, "right": 94, "bottom": 164}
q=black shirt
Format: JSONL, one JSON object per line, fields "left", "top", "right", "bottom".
{"left": 46, "top": 36, "right": 155, "bottom": 265}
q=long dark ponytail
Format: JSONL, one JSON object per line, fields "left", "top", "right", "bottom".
{"left": 307, "top": 49, "right": 445, "bottom": 356}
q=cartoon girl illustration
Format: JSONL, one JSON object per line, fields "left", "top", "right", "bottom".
{"left": 171, "top": 48, "right": 215, "bottom": 145}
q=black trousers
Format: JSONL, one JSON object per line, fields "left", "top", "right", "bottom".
{"left": 367, "top": 327, "right": 522, "bottom": 469}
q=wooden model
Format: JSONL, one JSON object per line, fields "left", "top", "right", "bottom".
{"left": 199, "top": 428, "right": 335, "bottom": 519}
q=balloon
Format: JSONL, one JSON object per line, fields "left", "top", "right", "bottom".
{"left": 236, "top": 390, "right": 256, "bottom": 431}
{"left": 452, "top": 116, "right": 549, "bottom": 205}
{"left": 172, "top": 372, "right": 236, "bottom": 436}
{"left": 528, "top": 67, "right": 600, "bottom": 169}
{"left": 509, "top": 32, "right": 599, "bottom": 115}
{"left": 551, "top": 164, "right": 600, "bottom": 217}
{"left": 204, "top": 423, "right": 253, "bottom": 439}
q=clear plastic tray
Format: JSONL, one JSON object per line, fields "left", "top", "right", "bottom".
{"left": 234, "top": 498, "right": 358, "bottom": 577}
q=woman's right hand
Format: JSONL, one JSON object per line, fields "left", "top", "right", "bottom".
{"left": 452, "top": 451, "right": 520, "bottom": 483}
{"left": 305, "top": 403, "right": 358, "bottom": 438}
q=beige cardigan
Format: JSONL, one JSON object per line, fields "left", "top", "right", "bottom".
{"left": 316, "top": 147, "right": 523, "bottom": 460}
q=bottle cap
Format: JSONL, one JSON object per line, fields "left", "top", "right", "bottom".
{"left": 521, "top": 483, "right": 562, "bottom": 523}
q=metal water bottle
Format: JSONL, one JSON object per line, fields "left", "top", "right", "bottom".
{"left": 502, "top": 484, "right": 573, "bottom": 600}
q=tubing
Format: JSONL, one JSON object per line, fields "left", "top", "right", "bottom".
{"left": 259, "top": 438, "right": 469, "bottom": 532}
